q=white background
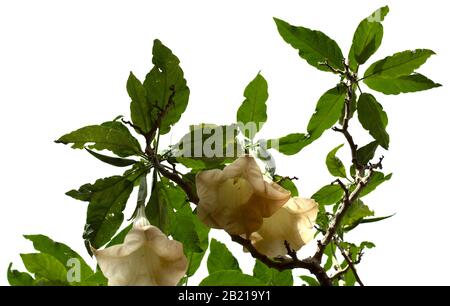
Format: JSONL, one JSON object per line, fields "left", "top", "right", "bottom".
{"left": 1, "top": 0, "right": 448, "bottom": 285}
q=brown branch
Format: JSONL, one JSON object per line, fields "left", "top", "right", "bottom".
{"left": 336, "top": 241, "right": 364, "bottom": 286}
{"left": 230, "top": 235, "right": 332, "bottom": 286}
{"left": 319, "top": 59, "right": 345, "bottom": 75}
{"left": 121, "top": 118, "right": 146, "bottom": 136}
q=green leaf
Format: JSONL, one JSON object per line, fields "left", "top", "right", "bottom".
{"left": 20, "top": 253, "right": 68, "bottom": 284}
{"left": 186, "top": 218, "right": 210, "bottom": 277}
{"left": 236, "top": 73, "right": 269, "bottom": 139}
{"left": 323, "top": 243, "right": 335, "bottom": 271}
{"left": 326, "top": 144, "right": 347, "bottom": 178}
{"left": 312, "top": 185, "right": 344, "bottom": 206}
{"left": 105, "top": 224, "right": 132, "bottom": 247}
{"left": 127, "top": 72, "right": 152, "bottom": 134}
{"left": 67, "top": 164, "right": 147, "bottom": 248}
{"left": 86, "top": 149, "right": 137, "bottom": 167}
{"left": 274, "top": 18, "right": 344, "bottom": 71}
{"left": 173, "top": 124, "right": 240, "bottom": 161}
{"left": 207, "top": 239, "right": 241, "bottom": 274}
{"left": 307, "top": 86, "right": 346, "bottom": 139}
{"left": 267, "top": 133, "right": 311, "bottom": 155}
{"left": 364, "top": 49, "right": 435, "bottom": 79}
{"left": 299, "top": 275, "right": 320, "bottom": 286}
{"left": 170, "top": 205, "right": 202, "bottom": 253}
{"left": 360, "top": 214, "right": 395, "bottom": 224}
{"left": 360, "top": 171, "right": 392, "bottom": 197}
{"left": 199, "top": 270, "right": 265, "bottom": 286}
{"left": 146, "top": 177, "right": 186, "bottom": 233}
{"left": 342, "top": 199, "right": 374, "bottom": 227}
{"left": 274, "top": 175, "right": 299, "bottom": 197}
{"left": 253, "top": 260, "right": 293, "bottom": 286}
{"left": 143, "top": 39, "right": 190, "bottom": 135}
{"left": 364, "top": 73, "right": 441, "bottom": 95}
{"left": 357, "top": 93, "right": 390, "bottom": 149}
{"left": 356, "top": 141, "right": 378, "bottom": 165}
{"left": 23, "top": 235, "right": 93, "bottom": 281}
{"left": 348, "top": 6, "right": 389, "bottom": 71}
{"left": 56, "top": 120, "right": 142, "bottom": 157}
{"left": 7, "top": 263, "right": 35, "bottom": 286}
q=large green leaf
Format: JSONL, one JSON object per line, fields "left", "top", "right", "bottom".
{"left": 364, "top": 73, "right": 441, "bottom": 95}
{"left": 326, "top": 144, "right": 347, "bottom": 178}
{"left": 127, "top": 72, "right": 152, "bottom": 134}
{"left": 86, "top": 149, "right": 137, "bottom": 167}
{"left": 253, "top": 260, "right": 293, "bottom": 286}
{"left": 207, "top": 239, "right": 241, "bottom": 274}
{"left": 170, "top": 205, "right": 202, "bottom": 253}
{"left": 267, "top": 133, "right": 311, "bottom": 155}
{"left": 342, "top": 199, "right": 374, "bottom": 227}
{"left": 143, "top": 39, "right": 190, "bottom": 135}
{"left": 357, "top": 93, "right": 389, "bottom": 149}
{"left": 146, "top": 177, "right": 186, "bottom": 234}
{"left": 199, "top": 270, "right": 265, "bottom": 286}
{"left": 348, "top": 6, "right": 389, "bottom": 71}
{"left": 360, "top": 171, "right": 392, "bottom": 197}
{"left": 312, "top": 184, "right": 345, "bottom": 206}
{"left": 356, "top": 141, "right": 378, "bottom": 165}
{"left": 307, "top": 86, "right": 346, "bottom": 139}
{"left": 23, "top": 235, "right": 93, "bottom": 281}
{"left": 67, "top": 164, "right": 147, "bottom": 248}
{"left": 173, "top": 124, "right": 240, "bottom": 162}
{"left": 236, "top": 73, "right": 269, "bottom": 139}
{"left": 274, "top": 18, "right": 344, "bottom": 71}
{"left": 363, "top": 49, "right": 435, "bottom": 79}
{"left": 56, "top": 120, "right": 142, "bottom": 157}
{"left": 186, "top": 217, "right": 210, "bottom": 278}
{"left": 20, "top": 253, "right": 68, "bottom": 284}
{"left": 7, "top": 263, "right": 35, "bottom": 286}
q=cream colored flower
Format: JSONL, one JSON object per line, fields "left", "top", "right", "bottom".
{"left": 93, "top": 216, "right": 187, "bottom": 286}
{"left": 196, "top": 156, "right": 291, "bottom": 235}
{"left": 249, "top": 197, "right": 319, "bottom": 257}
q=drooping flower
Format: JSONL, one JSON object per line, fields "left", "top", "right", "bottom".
{"left": 93, "top": 213, "right": 187, "bottom": 286}
{"left": 196, "top": 155, "right": 291, "bottom": 235}
{"left": 249, "top": 197, "right": 319, "bottom": 257}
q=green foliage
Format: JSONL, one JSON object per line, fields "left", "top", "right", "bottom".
{"left": 326, "top": 144, "right": 347, "bottom": 178}
{"left": 67, "top": 163, "right": 147, "bottom": 248}
{"left": 86, "top": 148, "right": 137, "bottom": 167}
{"left": 253, "top": 260, "right": 293, "bottom": 286}
{"left": 307, "top": 86, "right": 346, "bottom": 140}
{"left": 342, "top": 199, "right": 374, "bottom": 227}
{"left": 348, "top": 6, "right": 389, "bottom": 71}
{"left": 357, "top": 93, "right": 390, "bottom": 149}
{"left": 274, "top": 18, "right": 344, "bottom": 71}
{"left": 173, "top": 124, "right": 240, "bottom": 164}
{"left": 267, "top": 133, "right": 310, "bottom": 155}
{"left": 364, "top": 49, "right": 435, "bottom": 79}
{"left": 143, "top": 39, "right": 190, "bottom": 135}
{"left": 273, "top": 175, "right": 299, "bottom": 197}
{"left": 360, "top": 171, "right": 392, "bottom": 197}
{"left": 23, "top": 235, "right": 93, "bottom": 280}
{"left": 236, "top": 73, "right": 269, "bottom": 139}
{"left": 364, "top": 73, "right": 441, "bottom": 95}
{"left": 356, "top": 141, "right": 378, "bottom": 165}
{"left": 299, "top": 275, "right": 320, "bottom": 286}
{"left": 7, "top": 264, "right": 35, "bottom": 286}
{"left": 312, "top": 185, "right": 344, "bottom": 206}
{"left": 21, "top": 253, "right": 68, "bottom": 284}
{"left": 56, "top": 120, "right": 142, "bottom": 157}
{"left": 207, "top": 239, "right": 241, "bottom": 274}
{"left": 128, "top": 71, "right": 151, "bottom": 134}
{"left": 200, "top": 270, "right": 264, "bottom": 286}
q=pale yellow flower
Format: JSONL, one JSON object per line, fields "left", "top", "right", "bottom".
{"left": 196, "top": 156, "right": 291, "bottom": 235}
{"left": 93, "top": 216, "right": 187, "bottom": 286}
{"left": 249, "top": 197, "right": 319, "bottom": 257}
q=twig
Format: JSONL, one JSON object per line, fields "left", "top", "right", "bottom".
{"left": 319, "top": 59, "right": 345, "bottom": 75}
{"left": 335, "top": 240, "right": 364, "bottom": 286}
{"left": 121, "top": 118, "right": 146, "bottom": 136}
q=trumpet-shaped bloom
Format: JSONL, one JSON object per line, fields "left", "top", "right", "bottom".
{"left": 249, "top": 197, "right": 319, "bottom": 257}
{"left": 196, "top": 156, "right": 291, "bottom": 235}
{"left": 93, "top": 217, "right": 187, "bottom": 286}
